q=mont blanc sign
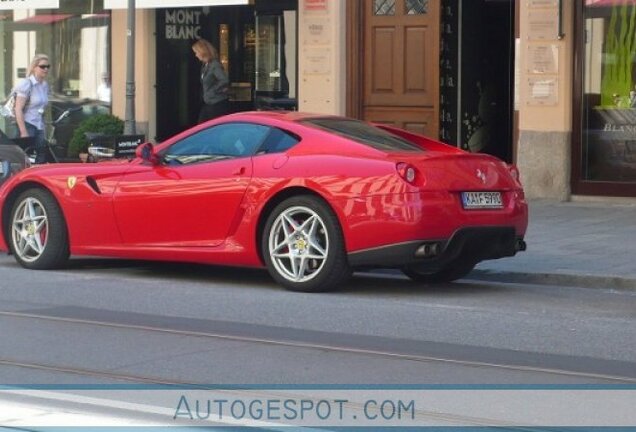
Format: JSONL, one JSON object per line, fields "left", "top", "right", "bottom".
{"left": 0, "top": 0, "right": 58, "bottom": 10}
{"left": 164, "top": 9, "right": 201, "bottom": 40}
{"left": 105, "top": 0, "right": 249, "bottom": 8}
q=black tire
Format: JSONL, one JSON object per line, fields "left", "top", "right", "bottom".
{"left": 9, "top": 188, "right": 69, "bottom": 269}
{"left": 402, "top": 260, "right": 476, "bottom": 283}
{"left": 262, "top": 195, "right": 350, "bottom": 292}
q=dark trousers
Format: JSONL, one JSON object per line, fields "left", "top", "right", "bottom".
{"left": 198, "top": 99, "right": 230, "bottom": 123}
{"left": 21, "top": 122, "right": 47, "bottom": 164}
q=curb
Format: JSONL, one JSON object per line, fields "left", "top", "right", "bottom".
{"left": 466, "top": 269, "right": 636, "bottom": 292}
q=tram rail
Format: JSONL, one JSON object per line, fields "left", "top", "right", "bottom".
{"left": 1, "top": 309, "right": 635, "bottom": 384}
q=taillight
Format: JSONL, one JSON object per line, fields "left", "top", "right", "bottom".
{"left": 507, "top": 164, "right": 521, "bottom": 183}
{"left": 396, "top": 162, "right": 417, "bottom": 184}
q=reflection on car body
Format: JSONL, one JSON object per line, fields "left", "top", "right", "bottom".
{"left": 164, "top": 154, "right": 234, "bottom": 165}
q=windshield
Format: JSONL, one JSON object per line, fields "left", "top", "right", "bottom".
{"left": 302, "top": 118, "right": 424, "bottom": 152}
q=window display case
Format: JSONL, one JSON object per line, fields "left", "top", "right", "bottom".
{"left": 256, "top": 15, "right": 283, "bottom": 93}
{"left": 255, "top": 11, "right": 297, "bottom": 110}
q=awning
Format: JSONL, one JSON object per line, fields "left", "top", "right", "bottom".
{"left": 8, "top": 14, "right": 73, "bottom": 31}
{"left": 586, "top": 0, "right": 636, "bottom": 6}
{"left": 12, "top": 14, "right": 73, "bottom": 25}
{"left": 105, "top": 0, "right": 251, "bottom": 9}
{"left": 585, "top": 0, "right": 635, "bottom": 18}
{"left": 7, "top": 14, "right": 109, "bottom": 31}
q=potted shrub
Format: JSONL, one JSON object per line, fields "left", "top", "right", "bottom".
{"left": 68, "top": 113, "right": 124, "bottom": 159}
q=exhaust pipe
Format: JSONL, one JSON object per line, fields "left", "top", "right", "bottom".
{"left": 415, "top": 242, "right": 440, "bottom": 258}
{"left": 515, "top": 239, "right": 527, "bottom": 252}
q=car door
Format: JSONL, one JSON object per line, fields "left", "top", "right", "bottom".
{"left": 112, "top": 122, "right": 271, "bottom": 247}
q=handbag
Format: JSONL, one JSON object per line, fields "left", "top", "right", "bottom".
{"left": 0, "top": 92, "right": 17, "bottom": 118}
{"left": 1, "top": 79, "right": 33, "bottom": 118}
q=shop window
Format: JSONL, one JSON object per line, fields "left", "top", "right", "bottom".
{"left": 254, "top": 10, "right": 297, "bottom": 111}
{"left": 581, "top": 1, "right": 636, "bottom": 183}
{"left": 0, "top": 0, "right": 111, "bottom": 152}
{"left": 374, "top": 0, "right": 396, "bottom": 16}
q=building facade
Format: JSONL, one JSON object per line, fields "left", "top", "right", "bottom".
{"left": 1, "top": 0, "right": 635, "bottom": 199}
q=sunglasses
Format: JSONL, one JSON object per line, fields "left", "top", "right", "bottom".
{"left": 38, "top": 65, "right": 51, "bottom": 70}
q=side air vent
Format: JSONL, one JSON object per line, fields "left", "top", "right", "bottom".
{"left": 86, "top": 176, "right": 101, "bottom": 194}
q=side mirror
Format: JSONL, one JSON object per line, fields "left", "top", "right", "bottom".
{"left": 135, "top": 142, "right": 159, "bottom": 165}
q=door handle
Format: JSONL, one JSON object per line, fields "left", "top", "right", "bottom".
{"left": 232, "top": 166, "right": 246, "bottom": 176}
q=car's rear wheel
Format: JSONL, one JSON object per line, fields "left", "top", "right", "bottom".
{"left": 262, "top": 195, "right": 350, "bottom": 292}
{"left": 10, "top": 188, "right": 69, "bottom": 269}
{"left": 402, "top": 260, "right": 476, "bottom": 283}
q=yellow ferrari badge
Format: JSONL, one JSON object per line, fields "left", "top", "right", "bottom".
{"left": 67, "top": 176, "right": 77, "bottom": 189}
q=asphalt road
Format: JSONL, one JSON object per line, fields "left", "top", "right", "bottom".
{"left": 1, "top": 254, "right": 635, "bottom": 386}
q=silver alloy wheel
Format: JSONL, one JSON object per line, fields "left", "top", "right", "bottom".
{"left": 268, "top": 205, "right": 329, "bottom": 283}
{"left": 11, "top": 196, "right": 49, "bottom": 263}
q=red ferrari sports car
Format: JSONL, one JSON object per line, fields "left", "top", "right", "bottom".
{"left": 0, "top": 111, "right": 527, "bottom": 292}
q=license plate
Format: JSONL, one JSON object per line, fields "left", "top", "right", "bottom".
{"left": 461, "top": 191, "right": 503, "bottom": 209}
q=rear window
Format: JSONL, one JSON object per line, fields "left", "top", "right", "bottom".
{"left": 302, "top": 118, "right": 423, "bottom": 152}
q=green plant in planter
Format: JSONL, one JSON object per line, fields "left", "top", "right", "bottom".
{"left": 68, "top": 114, "right": 124, "bottom": 157}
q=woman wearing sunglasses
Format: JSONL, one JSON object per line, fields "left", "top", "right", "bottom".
{"left": 14, "top": 54, "right": 51, "bottom": 164}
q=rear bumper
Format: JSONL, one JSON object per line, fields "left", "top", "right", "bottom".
{"left": 336, "top": 190, "right": 528, "bottom": 253}
{"left": 348, "top": 226, "right": 525, "bottom": 269}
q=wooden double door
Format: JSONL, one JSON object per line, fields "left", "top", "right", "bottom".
{"left": 349, "top": 0, "right": 440, "bottom": 139}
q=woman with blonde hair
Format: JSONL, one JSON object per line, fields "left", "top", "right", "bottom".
{"left": 14, "top": 53, "right": 51, "bottom": 163}
{"left": 192, "top": 38, "right": 229, "bottom": 122}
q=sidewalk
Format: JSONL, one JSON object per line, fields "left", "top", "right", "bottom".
{"left": 471, "top": 199, "right": 636, "bottom": 290}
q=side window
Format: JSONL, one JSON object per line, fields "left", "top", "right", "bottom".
{"left": 162, "top": 123, "right": 270, "bottom": 165}
{"left": 258, "top": 128, "right": 300, "bottom": 154}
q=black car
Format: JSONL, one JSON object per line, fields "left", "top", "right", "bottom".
{"left": 48, "top": 96, "right": 111, "bottom": 154}
{"left": 0, "top": 130, "right": 31, "bottom": 185}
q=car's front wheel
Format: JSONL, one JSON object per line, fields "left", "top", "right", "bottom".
{"left": 262, "top": 195, "right": 350, "bottom": 292}
{"left": 402, "top": 260, "right": 476, "bottom": 283}
{"left": 10, "top": 188, "right": 69, "bottom": 269}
